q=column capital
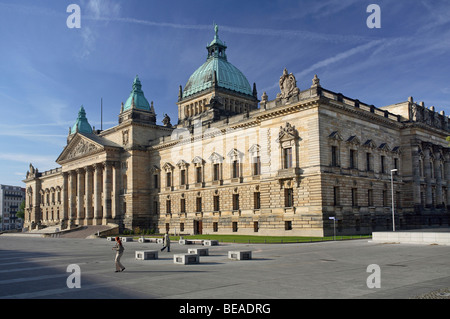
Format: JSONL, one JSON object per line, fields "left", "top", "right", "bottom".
{"left": 84, "top": 165, "right": 94, "bottom": 173}
{"left": 93, "top": 162, "right": 104, "bottom": 170}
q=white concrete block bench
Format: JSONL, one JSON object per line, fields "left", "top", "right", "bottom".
{"left": 120, "top": 237, "right": 133, "bottom": 242}
{"left": 137, "top": 237, "right": 164, "bottom": 244}
{"left": 203, "top": 240, "right": 219, "bottom": 246}
{"left": 135, "top": 250, "right": 158, "bottom": 260}
{"left": 188, "top": 248, "right": 209, "bottom": 256}
{"left": 228, "top": 250, "right": 252, "bottom": 260}
{"left": 179, "top": 239, "right": 203, "bottom": 245}
{"left": 174, "top": 253, "right": 200, "bottom": 265}
{"left": 107, "top": 237, "right": 115, "bottom": 241}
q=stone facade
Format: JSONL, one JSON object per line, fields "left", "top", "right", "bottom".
{"left": 23, "top": 30, "right": 450, "bottom": 236}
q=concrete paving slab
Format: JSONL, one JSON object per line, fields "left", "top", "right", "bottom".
{"left": 0, "top": 235, "right": 449, "bottom": 300}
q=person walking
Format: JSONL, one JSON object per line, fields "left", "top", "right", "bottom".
{"left": 161, "top": 231, "right": 171, "bottom": 252}
{"left": 113, "top": 236, "right": 126, "bottom": 272}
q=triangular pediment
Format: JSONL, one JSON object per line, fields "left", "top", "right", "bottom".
{"left": 328, "top": 131, "right": 343, "bottom": 141}
{"left": 248, "top": 144, "right": 260, "bottom": 155}
{"left": 209, "top": 152, "right": 224, "bottom": 163}
{"left": 176, "top": 159, "right": 190, "bottom": 168}
{"left": 227, "top": 148, "right": 244, "bottom": 159}
{"left": 276, "top": 122, "right": 299, "bottom": 143}
{"left": 192, "top": 156, "right": 205, "bottom": 165}
{"left": 363, "top": 139, "right": 376, "bottom": 149}
{"left": 378, "top": 143, "right": 391, "bottom": 152}
{"left": 56, "top": 133, "right": 104, "bottom": 164}
{"left": 346, "top": 135, "right": 360, "bottom": 145}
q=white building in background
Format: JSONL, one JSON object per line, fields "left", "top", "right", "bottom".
{"left": 0, "top": 184, "right": 25, "bottom": 230}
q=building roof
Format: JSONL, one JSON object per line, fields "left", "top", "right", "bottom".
{"left": 182, "top": 24, "right": 253, "bottom": 99}
{"left": 123, "top": 75, "right": 151, "bottom": 111}
{"left": 70, "top": 106, "right": 93, "bottom": 135}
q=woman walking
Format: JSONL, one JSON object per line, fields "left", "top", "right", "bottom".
{"left": 113, "top": 236, "right": 126, "bottom": 272}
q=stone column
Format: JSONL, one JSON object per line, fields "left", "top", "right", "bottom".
{"left": 76, "top": 168, "right": 85, "bottom": 225}
{"left": 103, "top": 161, "right": 113, "bottom": 224}
{"left": 424, "top": 147, "right": 433, "bottom": 207}
{"left": 411, "top": 145, "right": 422, "bottom": 206}
{"left": 112, "top": 162, "right": 120, "bottom": 220}
{"left": 85, "top": 166, "right": 93, "bottom": 225}
{"left": 93, "top": 163, "right": 103, "bottom": 225}
{"left": 31, "top": 181, "right": 42, "bottom": 229}
{"left": 435, "top": 158, "right": 443, "bottom": 207}
{"left": 62, "top": 172, "right": 69, "bottom": 228}
{"left": 445, "top": 152, "right": 450, "bottom": 209}
{"left": 68, "top": 170, "right": 77, "bottom": 228}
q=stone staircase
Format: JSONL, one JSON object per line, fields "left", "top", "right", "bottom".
{"left": 59, "top": 225, "right": 115, "bottom": 238}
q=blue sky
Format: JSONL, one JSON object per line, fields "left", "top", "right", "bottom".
{"left": 0, "top": 0, "right": 450, "bottom": 186}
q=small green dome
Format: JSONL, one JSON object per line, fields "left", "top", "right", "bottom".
{"left": 70, "top": 106, "right": 92, "bottom": 134}
{"left": 183, "top": 24, "right": 252, "bottom": 98}
{"left": 123, "top": 75, "right": 151, "bottom": 111}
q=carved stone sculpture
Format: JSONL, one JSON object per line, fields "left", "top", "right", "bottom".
{"left": 278, "top": 68, "right": 300, "bottom": 99}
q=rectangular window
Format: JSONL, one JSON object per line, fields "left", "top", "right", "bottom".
{"left": 331, "top": 146, "right": 338, "bottom": 167}
{"left": 166, "top": 200, "right": 171, "bottom": 214}
{"left": 196, "top": 167, "right": 202, "bottom": 183}
{"left": 213, "top": 222, "right": 218, "bottom": 232}
{"left": 368, "top": 189, "right": 374, "bottom": 207}
{"left": 333, "top": 186, "right": 340, "bottom": 206}
{"left": 196, "top": 197, "right": 202, "bottom": 212}
{"left": 382, "top": 190, "right": 388, "bottom": 207}
{"left": 285, "top": 188, "right": 293, "bottom": 207}
{"left": 153, "top": 174, "right": 159, "bottom": 189}
{"left": 284, "top": 148, "right": 293, "bottom": 169}
{"left": 350, "top": 149, "right": 357, "bottom": 169}
{"left": 253, "top": 156, "right": 261, "bottom": 175}
{"left": 232, "top": 221, "right": 238, "bottom": 232}
{"left": 394, "top": 158, "right": 399, "bottom": 175}
{"left": 285, "top": 221, "right": 292, "bottom": 230}
{"left": 352, "top": 188, "right": 358, "bottom": 207}
{"left": 166, "top": 172, "right": 172, "bottom": 187}
{"left": 180, "top": 169, "right": 186, "bottom": 185}
{"left": 380, "top": 156, "right": 385, "bottom": 173}
{"left": 232, "top": 160, "right": 239, "bottom": 178}
{"left": 254, "top": 192, "right": 261, "bottom": 209}
{"left": 213, "top": 163, "right": 220, "bottom": 181}
{"left": 366, "top": 153, "right": 372, "bottom": 171}
{"left": 233, "top": 194, "right": 240, "bottom": 210}
{"left": 180, "top": 198, "right": 186, "bottom": 213}
{"left": 213, "top": 195, "right": 220, "bottom": 211}
{"left": 180, "top": 223, "right": 184, "bottom": 232}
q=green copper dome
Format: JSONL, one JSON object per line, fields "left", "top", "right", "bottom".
{"left": 70, "top": 106, "right": 92, "bottom": 135}
{"left": 182, "top": 25, "right": 253, "bottom": 98}
{"left": 123, "top": 75, "right": 151, "bottom": 111}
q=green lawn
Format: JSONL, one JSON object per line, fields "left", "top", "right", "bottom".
{"left": 182, "top": 234, "right": 371, "bottom": 244}
{"left": 129, "top": 233, "right": 371, "bottom": 244}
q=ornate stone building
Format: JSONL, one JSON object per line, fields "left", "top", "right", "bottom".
{"left": 24, "top": 26, "right": 450, "bottom": 236}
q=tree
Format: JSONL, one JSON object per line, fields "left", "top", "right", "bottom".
{"left": 16, "top": 200, "right": 25, "bottom": 220}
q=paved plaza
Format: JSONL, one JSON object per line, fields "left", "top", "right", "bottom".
{"left": 0, "top": 235, "right": 449, "bottom": 299}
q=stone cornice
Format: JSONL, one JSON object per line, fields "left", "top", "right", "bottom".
{"left": 149, "top": 97, "right": 321, "bottom": 152}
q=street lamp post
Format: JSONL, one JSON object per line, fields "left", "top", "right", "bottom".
{"left": 329, "top": 216, "right": 336, "bottom": 240}
{"left": 391, "top": 169, "right": 398, "bottom": 232}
